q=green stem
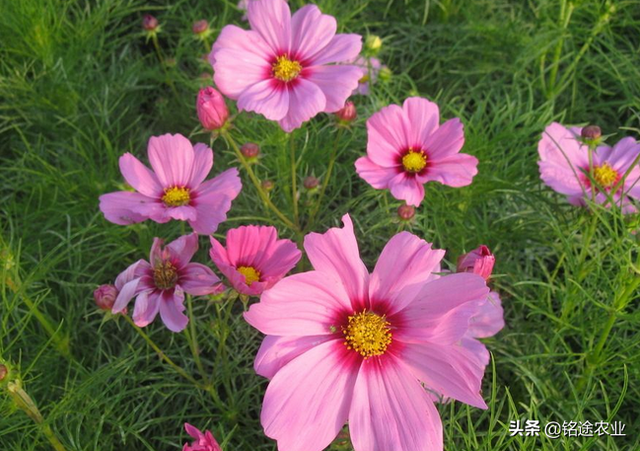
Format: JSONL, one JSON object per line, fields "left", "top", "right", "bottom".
{"left": 221, "top": 131, "right": 297, "bottom": 230}
{"left": 546, "top": 0, "right": 573, "bottom": 98}
{"left": 289, "top": 133, "right": 300, "bottom": 229}
{"left": 306, "top": 127, "right": 344, "bottom": 232}
{"left": 122, "top": 315, "right": 204, "bottom": 390}
{"left": 7, "top": 382, "right": 68, "bottom": 451}
{"left": 185, "top": 294, "right": 208, "bottom": 385}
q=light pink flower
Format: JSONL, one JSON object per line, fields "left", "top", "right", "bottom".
{"left": 182, "top": 423, "right": 222, "bottom": 451}
{"left": 211, "top": 0, "right": 363, "bottom": 132}
{"left": 355, "top": 97, "right": 478, "bottom": 207}
{"left": 99, "top": 133, "right": 242, "bottom": 235}
{"left": 538, "top": 122, "right": 640, "bottom": 212}
{"left": 210, "top": 225, "right": 301, "bottom": 296}
{"left": 457, "top": 245, "right": 495, "bottom": 281}
{"left": 245, "top": 214, "right": 491, "bottom": 451}
{"left": 350, "top": 55, "right": 382, "bottom": 95}
{"left": 112, "top": 233, "right": 223, "bottom": 332}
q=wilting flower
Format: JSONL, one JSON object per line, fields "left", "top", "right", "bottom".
{"left": 94, "top": 284, "right": 119, "bottom": 310}
{"left": 210, "top": 225, "right": 301, "bottom": 296}
{"left": 350, "top": 55, "right": 382, "bottom": 95}
{"left": 183, "top": 423, "right": 222, "bottom": 451}
{"left": 355, "top": 97, "right": 478, "bottom": 206}
{"left": 538, "top": 122, "right": 640, "bottom": 212}
{"left": 197, "top": 87, "right": 229, "bottom": 131}
{"left": 211, "top": 0, "right": 363, "bottom": 132}
{"left": 112, "top": 233, "right": 222, "bottom": 332}
{"left": 245, "top": 214, "right": 490, "bottom": 451}
{"left": 99, "top": 133, "right": 242, "bottom": 235}
{"left": 457, "top": 245, "right": 495, "bottom": 281}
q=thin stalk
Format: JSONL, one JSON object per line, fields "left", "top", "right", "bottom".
{"left": 185, "top": 294, "right": 208, "bottom": 385}
{"left": 289, "top": 133, "right": 300, "bottom": 228}
{"left": 547, "top": 0, "right": 574, "bottom": 98}
{"left": 6, "top": 381, "right": 68, "bottom": 451}
{"left": 306, "top": 127, "right": 344, "bottom": 232}
{"left": 221, "top": 131, "right": 297, "bottom": 230}
{"left": 122, "top": 315, "right": 204, "bottom": 390}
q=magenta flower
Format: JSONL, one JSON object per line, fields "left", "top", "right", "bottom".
{"left": 197, "top": 87, "right": 229, "bottom": 131}
{"left": 183, "top": 423, "right": 222, "bottom": 451}
{"left": 112, "top": 233, "right": 223, "bottom": 332}
{"left": 350, "top": 55, "right": 382, "bottom": 95}
{"left": 457, "top": 245, "right": 495, "bottom": 281}
{"left": 355, "top": 97, "right": 478, "bottom": 207}
{"left": 245, "top": 214, "right": 490, "bottom": 451}
{"left": 99, "top": 133, "right": 242, "bottom": 235}
{"left": 210, "top": 225, "right": 301, "bottom": 296}
{"left": 211, "top": 0, "right": 363, "bottom": 132}
{"left": 538, "top": 122, "right": 640, "bottom": 212}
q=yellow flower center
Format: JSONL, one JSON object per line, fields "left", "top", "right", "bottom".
{"left": 154, "top": 261, "right": 178, "bottom": 289}
{"left": 162, "top": 186, "right": 191, "bottom": 207}
{"left": 402, "top": 149, "right": 427, "bottom": 173}
{"left": 359, "top": 74, "right": 370, "bottom": 83}
{"left": 593, "top": 163, "right": 619, "bottom": 189}
{"left": 238, "top": 266, "right": 261, "bottom": 285}
{"left": 272, "top": 55, "right": 302, "bottom": 82}
{"left": 343, "top": 310, "right": 392, "bottom": 359}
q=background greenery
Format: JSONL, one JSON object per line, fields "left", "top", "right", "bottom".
{"left": 1, "top": 0, "right": 639, "bottom": 449}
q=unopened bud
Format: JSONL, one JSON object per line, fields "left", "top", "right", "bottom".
{"left": 0, "top": 364, "right": 7, "bottom": 381}
{"left": 379, "top": 66, "right": 392, "bottom": 82}
{"left": 303, "top": 176, "right": 319, "bottom": 190}
{"left": 457, "top": 245, "right": 495, "bottom": 280}
{"left": 142, "top": 15, "right": 159, "bottom": 32}
{"left": 365, "top": 35, "right": 382, "bottom": 54}
{"left": 94, "top": 284, "right": 118, "bottom": 311}
{"left": 581, "top": 125, "right": 602, "bottom": 141}
{"left": 397, "top": 204, "right": 415, "bottom": 221}
{"left": 192, "top": 20, "right": 209, "bottom": 35}
{"left": 197, "top": 87, "right": 229, "bottom": 131}
{"left": 336, "top": 101, "right": 357, "bottom": 124}
{"left": 261, "top": 180, "right": 275, "bottom": 191}
{"left": 241, "top": 142, "right": 260, "bottom": 160}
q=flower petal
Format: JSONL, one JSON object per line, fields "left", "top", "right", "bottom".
{"left": 254, "top": 334, "right": 333, "bottom": 379}
{"left": 467, "top": 291, "right": 504, "bottom": 338}
{"left": 190, "top": 143, "right": 214, "bottom": 188}
{"left": 114, "top": 260, "right": 151, "bottom": 291}
{"left": 290, "top": 5, "right": 335, "bottom": 61}
{"left": 355, "top": 156, "right": 398, "bottom": 189}
{"left": 159, "top": 289, "right": 189, "bottom": 332}
{"left": 388, "top": 172, "right": 425, "bottom": 206}
{"left": 260, "top": 339, "right": 360, "bottom": 451}
{"left": 304, "top": 214, "right": 369, "bottom": 309}
{"left": 247, "top": 0, "right": 291, "bottom": 55}
{"left": 99, "top": 191, "right": 163, "bottom": 226}
{"left": 310, "top": 34, "right": 362, "bottom": 66}
{"left": 119, "top": 153, "right": 162, "bottom": 197}
{"left": 237, "top": 79, "right": 290, "bottom": 122}
{"left": 166, "top": 233, "right": 199, "bottom": 269}
{"left": 366, "top": 104, "right": 408, "bottom": 167}
{"left": 403, "top": 97, "right": 440, "bottom": 148}
{"left": 423, "top": 152, "right": 478, "bottom": 187}
{"left": 180, "top": 263, "right": 223, "bottom": 296}
{"left": 278, "top": 78, "right": 326, "bottom": 132}
{"left": 304, "top": 65, "right": 363, "bottom": 112}
{"left": 148, "top": 134, "right": 196, "bottom": 188}
{"left": 133, "top": 290, "right": 161, "bottom": 327}
{"left": 349, "top": 356, "right": 443, "bottom": 451}
{"left": 190, "top": 168, "right": 242, "bottom": 235}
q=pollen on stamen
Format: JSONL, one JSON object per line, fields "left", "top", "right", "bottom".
{"left": 238, "top": 266, "right": 261, "bottom": 286}
{"left": 343, "top": 310, "right": 392, "bottom": 359}
{"left": 402, "top": 149, "right": 427, "bottom": 173}
{"left": 162, "top": 186, "right": 191, "bottom": 207}
{"left": 593, "top": 163, "right": 620, "bottom": 189}
{"left": 272, "top": 55, "right": 302, "bottom": 82}
{"left": 154, "top": 261, "right": 178, "bottom": 290}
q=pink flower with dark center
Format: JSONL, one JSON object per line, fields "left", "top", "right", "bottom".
{"left": 457, "top": 245, "right": 495, "bottom": 281}
{"left": 210, "top": 225, "right": 301, "bottom": 296}
{"left": 182, "top": 423, "right": 222, "bottom": 451}
{"left": 112, "top": 233, "right": 223, "bottom": 332}
{"left": 99, "top": 133, "right": 242, "bottom": 235}
{"left": 245, "top": 214, "right": 491, "bottom": 451}
{"left": 538, "top": 122, "right": 640, "bottom": 212}
{"left": 355, "top": 97, "right": 478, "bottom": 207}
{"left": 211, "top": 0, "right": 363, "bottom": 132}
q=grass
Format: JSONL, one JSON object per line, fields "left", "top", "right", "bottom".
{"left": 1, "top": 0, "right": 639, "bottom": 449}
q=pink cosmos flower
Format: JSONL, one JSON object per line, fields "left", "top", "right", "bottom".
{"left": 210, "top": 225, "right": 301, "bottom": 296}
{"left": 112, "top": 233, "right": 223, "bottom": 332}
{"left": 538, "top": 122, "right": 640, "bottom": 212}
{"left": 350, "top": 55, "right": 382, "bottom": 95}
{"left": 183, "top": 423, "right": 222, "bottom": 451}
{"left": 211, "top": 0, "right": 363, "bottom": 132}
{"left": 238, "top": 0, "right": 288, "bottom": 21}
{"left": 99, "top": 133, "right": 242, "bottom": 235}
{"left": 355, "top": 97, "right": 479, "bottom": 207}
{"left": 245, "top": 214, "right": 491, "bottom": 451}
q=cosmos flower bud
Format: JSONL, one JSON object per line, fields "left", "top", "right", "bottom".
{"left": 303, "top": 176, "right": 320, "bottom": 190}
{"left": 142, "top": 14, "right": 159, "bottom": 32}
{"left": 336, "top": 101, "right": 357, "bottom": 124}
{"left": 379, "top": 66, "right": 392, "bottom": 82}
{"left": 261, "top": 180, "right": 275, "bottom": 192}
{"left": 94, "top": 284, "right": 118, "bottom": 311}
{"left": 241, "top": 142, "right": 260, "bottom": 160}
{"left": 457, "top": 245, "right": 495, "bottom": 281}
{"left": 197, "top": 87, "right": 229, "bottom": 131}
{"left": 0, "top": 364, "right": 7, "bottom": 381}
{"left": 365, "top": 35, "right": 382, "bottom": 54}
{"left": 397, "top": 204, "right": 415, "bottom": 221}
{"left": 192, "top": 20, "right": 209, "bottom": 35}
{"left": 581, "top": 125, "right": 602, "bottom": 141}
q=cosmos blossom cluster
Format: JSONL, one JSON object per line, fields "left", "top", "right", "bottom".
{"left": 92, "top": 0, "right": 639, "bottom": 449}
